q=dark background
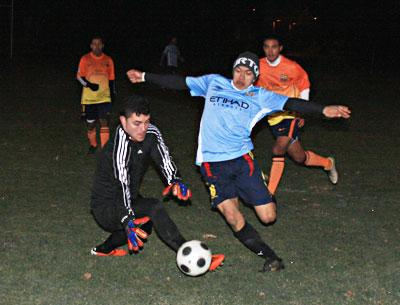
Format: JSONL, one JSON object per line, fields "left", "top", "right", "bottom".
{"left": 0, "top": 0, "right": 399, "bottom": 76}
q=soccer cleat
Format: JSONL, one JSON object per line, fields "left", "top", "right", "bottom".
{"left": 87, "top": 146, "right": 97, "bottom": 155}
{"left": 209, "top": 254, "right": 225, "bottom": 271}
{"left": 326, "top": 157, "right": 338, "bottom": 184}
{"left": 90, "top": 247, "right": 127, "bottom": 257}
{"left": 261, "top": 257, "right": 284, "bottom": 272}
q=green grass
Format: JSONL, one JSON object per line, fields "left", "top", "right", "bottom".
{"left": 0, "top": 61, "right": 399, "bottom": 305}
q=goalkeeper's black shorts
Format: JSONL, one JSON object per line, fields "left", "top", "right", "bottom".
{"left": 91, "top": 196, "right": 159, "bottom": 233}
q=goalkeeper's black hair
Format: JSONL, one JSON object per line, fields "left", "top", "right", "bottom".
{"left": 120, "top": 95, "right": 150, "bottom": 118}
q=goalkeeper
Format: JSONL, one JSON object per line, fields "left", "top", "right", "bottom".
{"left": 90, "top": 95, "right": 224, "bottom": 270}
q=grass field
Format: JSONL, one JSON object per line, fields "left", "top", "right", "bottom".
{"left": 1, "top": 57, "right": 399, "bottom": 305}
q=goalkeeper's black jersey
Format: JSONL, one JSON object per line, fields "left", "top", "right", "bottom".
{"left": 91, "top": 124, "right": 181, "bottom": 222}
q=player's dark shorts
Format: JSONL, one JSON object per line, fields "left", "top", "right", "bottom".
{"left": 270, "top": 118, "right": 302, "bottom": 141}
{"left": 200, "top": 153, "right": 274, "bottom": 208}
{"left": 82, "top": 103, "right": 112, "bottom": 122}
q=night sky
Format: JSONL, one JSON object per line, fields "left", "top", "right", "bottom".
{"left": 0, "top": 0, "right": 399, "bottom": 72}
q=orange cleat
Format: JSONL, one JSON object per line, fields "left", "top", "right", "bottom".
{"left": 209, "top": 254, "right": 225, "bottom": 271}
{"left": 90, "top": 248, "right": 128, "bottom": 257}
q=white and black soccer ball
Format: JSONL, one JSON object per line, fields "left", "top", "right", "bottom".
{"left": 176, "top": 240, "right": 212, "bottom": 277}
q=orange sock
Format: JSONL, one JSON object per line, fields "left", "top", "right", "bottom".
{"left": 100, "top": 127, "right": 110, "bottom": 148}
{"left": 268, "top": 156, "right": 285, "bottom": 195}
{"left": 304, "top": 150, "right": 332, "bottom": 170}
{"left": 87, "top": 129, "right": 97, "bottom": 147}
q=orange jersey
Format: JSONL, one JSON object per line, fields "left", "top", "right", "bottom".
{"left": 77, "top": 52, "right": 115, "bottom": 105}
{"left": 255, "top": 55, "right": 310, "bottom": 125}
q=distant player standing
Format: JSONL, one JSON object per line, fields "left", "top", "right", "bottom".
{"left": 127, "top": 52, "right": 350, "bottom": 271}
{"left": 77, "top": 36, "right": 115, "bottom": 154}
{"left": 159, "top": 37, "right": 184, "bottom": 73}
{"left": 256, "top": 35, "right": 338, "bottom": 195}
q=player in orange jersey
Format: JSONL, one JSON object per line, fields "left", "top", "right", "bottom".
{"left": 77, "top": 36, "right": 115, "bottom": 154}
{"left": 255, "top": 35, "right": 338, "bottom": 194}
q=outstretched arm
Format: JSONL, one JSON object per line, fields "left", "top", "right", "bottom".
{"left": 127, "top": 69, "right": 188, "bottom": 90}
{"left": 148, "top": 125, "right": 192, "bottom": 201}
{"left": 284, "top": 98, "right": 351, "bottom": 119}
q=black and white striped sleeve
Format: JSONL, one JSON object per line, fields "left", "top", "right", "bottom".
{"left": 147, "top": 124, "right": 181, "bottom": 185}
{"left": 112, "top": 127, "right": 135, "bottom": 223}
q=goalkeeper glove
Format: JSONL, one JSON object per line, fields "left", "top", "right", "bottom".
{"left": 86, "top": 81, "right": 99, "bottom": 91}
{"left": 162, "top": 180, "right": 192, "bottom": 201}
{"left": 124, "top": 217, "right": 150, "bottom": 254}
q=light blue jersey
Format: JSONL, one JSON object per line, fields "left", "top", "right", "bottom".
{"left": 186, "top": 74, "right": 289, "bottom": 165}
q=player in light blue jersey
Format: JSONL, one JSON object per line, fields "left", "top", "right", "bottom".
{"left": 127, "top": 52, "right": 350, "bottom": 272}
{"left": 185, "top": 73, "right": 287, "bottom": 165}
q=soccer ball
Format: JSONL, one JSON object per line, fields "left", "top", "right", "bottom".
{"left": 176, "top": 240, "right": 212, "bottom": 277}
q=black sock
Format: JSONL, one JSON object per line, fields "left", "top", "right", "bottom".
{"left": 95, "top": 230, "right": 127, "bottom": 253}
{"left": 234, "top": 222, "right": 279, "bottom": 260}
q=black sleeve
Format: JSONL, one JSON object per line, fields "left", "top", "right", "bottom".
{"left": 147, "top": 125, "right": 182, "bottom": 185}
{"left": 111, "top": 127, "right": 136, "bottom": 222}
{"left": 77, "top": 76, "right": 89, "bottom": 87}
{"left": 109, "top": 80, "right": 116, "bottom": 100}
{"left": 145, "top": 73, "right": 188, "bottom": 90}
{"left": 283, "top": 98, "right": 324, "bottom": 114}
{"left": 77, "top": 76, "right": 98, "bottom": 89}
{"left": 109, "top": 80, "right": 115, "bottom": 93}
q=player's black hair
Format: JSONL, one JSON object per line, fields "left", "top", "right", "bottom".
{"left": 120, "top": 95, "right": 150, "bottom": 118}
{"left": 91, "top": 35, "right": 104, "bottom": 43}
{"left": 262, "top": 34, "right": 283, "bottom": 46}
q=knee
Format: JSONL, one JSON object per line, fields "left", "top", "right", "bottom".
{"left": 272, "top": 145, "right": 286, "bottom": 157}
{"left": 291, "top": 152, "right": 306, "bottom": 164}
{"left": 258, "top": 210, "right": 277, "bottom": 224}
{"left": 99, "top": 118, "right": 109, "bottom": 127}
{"left": 86, "top": 120, "right": 96, "bottom": 130}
